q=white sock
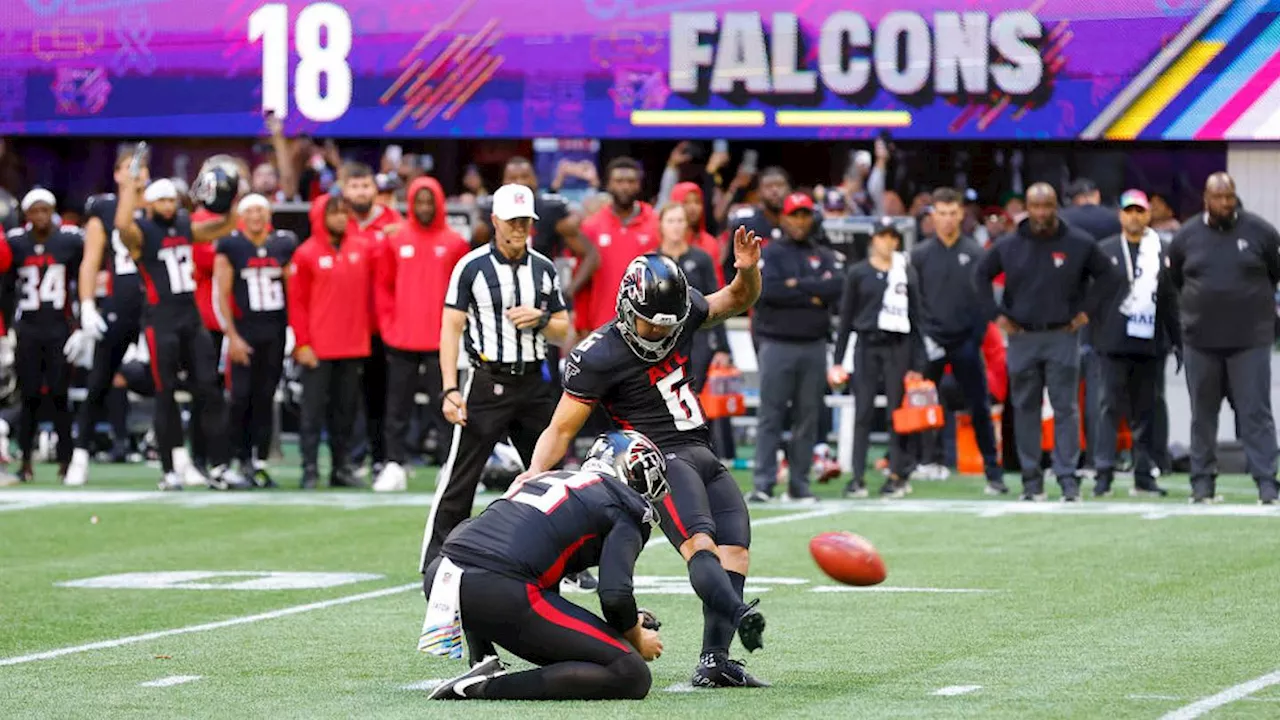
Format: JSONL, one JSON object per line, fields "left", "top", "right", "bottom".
{"left": 172, "top": 447, "right": 192, "bottom": 473}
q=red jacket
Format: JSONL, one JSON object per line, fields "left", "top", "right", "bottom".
{"left": 287, "top": 228, "right": 375, "bottom": 360}
{"left": 671, "top": 182, "right": 724, "bottom": 286}
{"left": 190, "top": 209, "right": 223, "bottom": 332}
{"left": 375, "top": 177, "right": 470, "bottom": 352}
{"left": 575, "top": 202, "right": 659, "bottom": 332}
{"left": 309, "top": 195, "right": 402, "bottom": 335}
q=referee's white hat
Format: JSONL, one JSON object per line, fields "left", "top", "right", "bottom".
{"left": 492, "top": 183, "right": 539, "bottom": 221}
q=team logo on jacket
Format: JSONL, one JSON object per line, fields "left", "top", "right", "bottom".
{"left": 318, "top": 256, "right": 333, "bottom": 269}
{"left": 808, "top": 255, "right": 821, "bottom": 269}
{"left": 599, "top": 233, "right": 612, "bottom": 247}
{"left": 401, "top": 245, "right": 415, "bottom": 258}
{"left": 958, "top": 253, "right": 970, "bottom": 266}
{"left": 349, "top": 252, "right": 360, "bottom": 262}
{"left": 1238, "top": 238, "right": 1249, "bottom": 252}
{"left": 493, "top": 383, "right": 504, "bottom": 396}
{"left": 1052, "top": 252, "right": 1066, "bottom": 268}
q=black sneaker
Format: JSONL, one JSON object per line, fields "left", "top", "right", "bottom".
{"left": 984, "top": 478, "right": 1010, "bottom": 496}
{"left": 300, "top": 467, "right": 319, "bottom": 490}
{"left": 1058, "top": 474, "right": 1081, "bottom": 502}
{"left": 1131, "top": 479, "right": 1169, "bottom": 498}
{"left": 428, "top": 655, "right": 505, "bottom": 700}
{"left": 1257, "top": 478, "right": 1279, "bottom": 504}
{"left": 563, "top": 570, "right": 599, "bottom": 592}
{"left": 1093, "top": 471, "right": 1113, "bottom": 498}
{"left": 735, "top": 598, "right": 765, "bottom": 652}
{"left": 691, "top": 653, "right": 771, "bottom": 688}
{"left": 842, "top": 480, "right": 868, "bottom": 498}
{"left": 208, "top": 466, "right": 254, "bottom": 491}
{"left": 878, "top": 480, "right": 905, "bottom": 499}
{"left": 330, "top": 468, "right": 367, "bottom": 489}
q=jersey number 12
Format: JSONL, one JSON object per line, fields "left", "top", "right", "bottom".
{"left": 157, "top": 245, "right": 197, "bottom": 294}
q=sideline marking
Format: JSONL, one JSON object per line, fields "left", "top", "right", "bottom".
{"left": 401, "top": 679, "right": 446, "bottom": 691}
{"left": 933, "top": 685, "right": 983, "bottom": 696}
{"left": 0, "top": 583, "right": 419, "bottom": 667}
{"left": 139, "top": 675, "right": 202, "bottom": 687}
{"left": 664, "top": 682, "right": 698, "bottom": 693}
{"left": 1159, "top": 670, "right": 1280, "bottom": 719}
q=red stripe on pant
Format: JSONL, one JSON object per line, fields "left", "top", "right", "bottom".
{"left": 661, "top": 495, "right": 689, "bottom": 540}
{"left": 145, "top": 327, "right": 163, "bottom": 392}
{"left": 525, "top": 584, "right": 631, "bottom": 654}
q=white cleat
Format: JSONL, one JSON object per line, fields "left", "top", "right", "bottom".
{"left": 181, "top": 464, "right": 210, "bottom": 488}
{"left": 372, "top": 462, "right": 408, "bottom": 492}
{"left": 63, "top": 448, "right": 90, "bottom": 486}
{"left": 158, "top": 472, "right": 184, "bottom": 491}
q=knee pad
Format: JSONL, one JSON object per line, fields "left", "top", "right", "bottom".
{"left": 608, "top": 652, "right": 651, "bottom": 700}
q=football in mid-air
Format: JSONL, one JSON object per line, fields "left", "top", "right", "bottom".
{"left": 809, "top": 531, "right": 886, "bottom": 586}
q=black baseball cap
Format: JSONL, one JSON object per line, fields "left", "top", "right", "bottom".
{"left": 872, "top": 218, "right": 902, "bottom": 240}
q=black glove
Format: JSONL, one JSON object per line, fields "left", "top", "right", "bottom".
{"left": 639, "top": 608, "right": 662, "bottom": 630}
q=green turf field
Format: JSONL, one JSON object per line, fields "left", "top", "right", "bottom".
{"left": 4, "top": 455, "right": 1280, "bottom": 719}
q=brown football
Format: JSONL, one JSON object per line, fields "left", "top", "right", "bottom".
{"left": 809, "top": 531, "right": 887, "bottom": 586}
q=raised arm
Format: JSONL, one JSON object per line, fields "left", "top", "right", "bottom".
{"left": 115, "top": 179, "right": 144, "bottom": 259}
{"left": 193, "top": 205, "right": 240, "bottom": 244}
{"left": 702, "top": 225, "right": 761, "bottom": 327}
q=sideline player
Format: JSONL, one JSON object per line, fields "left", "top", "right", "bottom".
{"left": 63, "top": 147, "right": 148, "bottom": 486}
{"left": 2, "top": 189, "right": 83, "bottom": 481}
{"left": 422, "top": 430, "right": 667, "bottom": 701}
{"left": 214, "top": 193, "right": 297, "bottom": 486}
{"left": 521, "top": 227, "right": 769, "bottom": 687}
{"left": 115, "top": 166, "right": 248, "bottom": 491}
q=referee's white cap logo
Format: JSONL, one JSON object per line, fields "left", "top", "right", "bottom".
{"left": 492, "top": 184, "right": 539, "bottom": 221}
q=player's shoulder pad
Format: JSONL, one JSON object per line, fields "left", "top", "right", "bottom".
{"left": 274, "top": 229, "right": 299, "bottom": 242}
{"left": 6, "top": 226, "right": 25, "bottom": 239}
{"left": 538, "top": 192, "right": 567, "bottom": 207}
{"left": 85, "top": 193, "right": 115, "bottom": 213}
{"left": 730, "top": 206, "right": 758, "bottom": 222}
{"left": 567, "top": 327, "right": 624, "bottom": 370}
{"left": 60, "top": 224, "right": 85, "bottom": 236}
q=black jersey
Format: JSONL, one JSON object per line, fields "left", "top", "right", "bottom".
{"left": 215, "top": 229, "right": 298, "bottom": 334}
{"left": 3, "top": 226, "right": 83, "bottom": 329}
{"left": 478, "top": 191, "right": 571, "bottom": 257}
{"left": 84, "top": 193, "right": 143, "bottom": 313}
{"left": 563, "top": 289, "right": 713, "bottom": 449}
{"left": 442, "top": 468, "right": 653, "bottom": 589}
{"left": 134, "top": 209, "right": 200, "bottom": 321}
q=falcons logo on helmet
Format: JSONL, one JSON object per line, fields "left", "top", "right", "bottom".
{"left": 622, "top": 262, "right": 647, "bottom": 304}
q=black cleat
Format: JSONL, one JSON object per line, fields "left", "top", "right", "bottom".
{"left": 563, "top": 569, "right": 599, "bottom": 592}
{"left": 984, "top": 479, "right": 1010, "bottom": 496}
{"left": 735, "top": 598, "right": 765, "bottom": 652}
{"left": 842, "top": 480, "right": 868, "bottom": 498}
{"left": 691, "top": 653, "right": 771, "bottom": 688}
{"left": 251, "top": 467, "right": 277, "bottom": 489}
{"left": 300, "top": 467, "right": 319, "bottom": 490}
{"left": 428, "top": 655, "right": 505, "bottom": 700}
{"left": 208, "top": 466, "right": 254, "bottom": 491}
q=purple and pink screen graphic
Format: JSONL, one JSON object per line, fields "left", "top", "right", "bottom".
{"left": 1, "top": 0, "right": 1270, "bottom": 139}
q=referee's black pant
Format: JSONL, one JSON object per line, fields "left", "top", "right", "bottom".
{"left": 418, "top": 364, "right": 556, "bottom": 572}
{"left": 15, "top": 325, "right": 73, "bottom": 467}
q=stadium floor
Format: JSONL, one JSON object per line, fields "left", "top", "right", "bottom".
{"left": 4, "top": 447, "right": 1280, "bottom": 718}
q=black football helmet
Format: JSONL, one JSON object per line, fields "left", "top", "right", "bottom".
{"left": 583, "top": 430, "right": 669, "bottom": 504}
{"left": 616, "top": 253, "right": 690, "bottom": 363}
{"left": 192, "top": 155, "right": 243, "bottom": 214}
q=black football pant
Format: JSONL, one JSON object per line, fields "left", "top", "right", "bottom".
{"left": 850, "top": 334, "right": 913, "bottom": 482}
{"left": 351, "top": 334, "right": 388, "bottom": 467}
{"left": 299, "top": 358, "right": 361, "bottom": 475}
{"left": 190, "top": 329, "right": 224, "bottom": 468}
{"left": 144, "top": 317, "right": 229, "bottom": 474}
{"left": 384, "top": 347, "right": 443, "bottom": 466}
{"left": 418, "top": 366, "right": 556, "bottom": 572}
{"left": 227, "top": 327, "right": 285, "bottom": 466}
{"left": 424, "top": 558, "right": 649, "bottom": 700}
{"left": 74, "top": 312, "right": 141, "bottom": 452}
{"left": 15, "top": 326, "right": 73, "bottom": 466}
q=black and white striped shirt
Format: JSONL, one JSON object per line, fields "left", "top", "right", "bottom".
{"left": 445, "top": 243, "right": 566, "bottom": 364}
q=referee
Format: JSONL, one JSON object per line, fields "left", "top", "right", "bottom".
{"left": 419, "top": 183, "right": 571, "bottom": 570}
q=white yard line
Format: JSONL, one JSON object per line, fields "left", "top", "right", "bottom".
{"left": 933, "top": 685, "right": 982, "bottom": 696}
{"left": 663, "top": 682, "right": 698, "bottom": 693}
{"left": 401, "top": 679, "right": 446, "bottom": 691}
{"left": 1159, "top": 670, "right": 1280, "bottom": 719}
{"left": 139, "top": 675, "right": 202, "bottom": 687}
{"left": 811, "top": 586, "right": 992, "bottom": 594}
{"left": 0, "top": 583, "right": 419, "bottom": 668}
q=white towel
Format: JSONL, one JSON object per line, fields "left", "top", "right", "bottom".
{"left": 877, "top": 252, "right": 911, "bottom": 334}
{"left": 1119, "top": 229, "right": 1160, "bottom": 339}
{"left": 417, "top": 557, "right": 465, "bottom": 659}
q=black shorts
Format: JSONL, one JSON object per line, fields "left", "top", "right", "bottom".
{"left": 655, "top": 442, "right": 752, "bottom": 550}
{"left": 428, "top": 557, "right": 634, "bottom": 668}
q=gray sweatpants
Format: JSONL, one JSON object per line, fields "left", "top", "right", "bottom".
{"left": 752, "top": 338, "right": 828, "bottom": 498}
{"left": 1007, "top": 330, "right": 1081, "bottom": 490}
{"left": 1183, "top": 344, "right": 1278, "bottom": 497}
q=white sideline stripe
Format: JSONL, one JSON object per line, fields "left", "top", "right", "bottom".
{"left": 812, "top": 586, "right": 992, "bottom": 594}
{"left": 0, "top": 583, "right": 419, "bottom": 668}
{"left": 1159, "top": 669, "right": 1280, "bottom": 720}
{"left": 401, "top": 679, "right": 446, "bottom": 691}
{"left": 643, "top": 507, "right": 848, "bottom": 549}
{"left": 933, "top": 685, "right": 982, "bottom": 696}
{"left": 1130, "top": 694, "right": 1280, "bottom": 704}
{"left": 139, "top": 675, "right": 202, "bottom": 687}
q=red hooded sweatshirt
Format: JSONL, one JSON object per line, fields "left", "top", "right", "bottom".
{"left": 287, "top": 222, "right": 375, "bottom": 360}
{"left": 375, "top": 177, "right": 470, "bottom": 352}
{"left": 575, "top": 201, "right": 659, "bottom": 332}
{"left": 671, "top": 182, "right": 725, "bottom": 287}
